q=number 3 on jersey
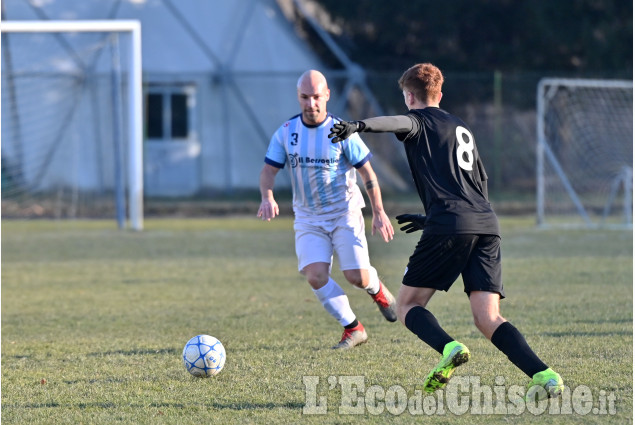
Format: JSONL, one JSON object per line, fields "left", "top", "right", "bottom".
{"left": 455, "top": 126, "right": 474, "bottom": 171}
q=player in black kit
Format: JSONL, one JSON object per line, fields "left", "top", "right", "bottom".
{"left": 329, "top": 63, "right": 563, "bottom": 401}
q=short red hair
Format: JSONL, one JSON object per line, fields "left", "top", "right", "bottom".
{"left": 398, "top": 63, "right": 444, "bottom": 103}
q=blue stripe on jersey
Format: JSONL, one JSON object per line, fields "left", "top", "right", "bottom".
{"left": 300, "top": 122, "right": 314, "bottom": 209}
{"left": 314, "top": 124, "right": 330, "bottom": 208}
{"left": 329, "top": 142, "right": 346, "bottom": 200}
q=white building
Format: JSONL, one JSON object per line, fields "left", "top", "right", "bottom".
{"left": 2, "top": 0, "right": 405, "bottom": 201}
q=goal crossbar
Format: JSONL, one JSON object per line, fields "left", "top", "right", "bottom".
{"left": 1, "top": 20, "right": 144, "bottom": 230}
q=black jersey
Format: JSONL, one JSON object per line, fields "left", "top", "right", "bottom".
{"left": 397, "top": 107, "right": 500, "bottom": 236}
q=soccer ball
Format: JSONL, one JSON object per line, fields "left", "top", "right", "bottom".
{"left": 182, "top": 334, "right": 226, "bottom": 378}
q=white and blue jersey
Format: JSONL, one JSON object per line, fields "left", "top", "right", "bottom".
{"left": 265, "top": 113, "right": 372, "bottom": 220}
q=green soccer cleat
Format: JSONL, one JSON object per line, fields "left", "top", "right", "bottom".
{"left": 422, "top": 341, "right": 470, "bottom": 393}
{"left": 525, "top": 368, "right": 564, "bottom": 402}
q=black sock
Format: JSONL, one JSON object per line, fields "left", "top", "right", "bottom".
{"left": 404, "top": 306, "right": 454, "bottom": 354}
{"left": 490, "top": 321, "right": 548, "bottom": 378}
{"left": 344, "top": 319, "right": 359, "bottom": 329}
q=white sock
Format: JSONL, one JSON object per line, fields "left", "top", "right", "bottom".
{"left": 312, "top": 278, "right": 356, "bottom": 326}
{"left": 364, "top": 266, "right": 381, "bottom": 295}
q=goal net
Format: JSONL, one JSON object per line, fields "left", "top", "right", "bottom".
{"left": 536, "top": 78, "right": 633, "bottom": 229}
{"left": 1, "top": 21, "right": 143, "bottom": 230}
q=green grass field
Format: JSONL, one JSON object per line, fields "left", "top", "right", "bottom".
{"left": 2, "top": 217, "right": 632, "bottom": 424}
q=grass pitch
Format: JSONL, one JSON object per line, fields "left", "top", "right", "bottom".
{"left": 2, "top": 216, "right": 632, "bottom": 424}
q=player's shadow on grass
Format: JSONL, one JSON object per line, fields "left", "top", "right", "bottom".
{"left": 63, "top": 402, "right": 307, "bottom": 411}
{"left": 542, "top": 330, "right": 631, "bottom": 337}
{"left": 87, "top": 347, "right": 179, "bottom": 356}
{"left": 6, "top": 401, "right": 306, "bottom": 411}
{"left": 573, "top": 318, "right": 632, "bottom": 324}
{"left": 191, "top": 401, "right": 306, "bottom": 411}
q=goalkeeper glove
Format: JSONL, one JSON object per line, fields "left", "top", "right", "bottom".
{"left": 329, "top": 120, "right": 366, "bottom": 143}
{"left": 395, "top": 214, "right": 427, "bottom": 233}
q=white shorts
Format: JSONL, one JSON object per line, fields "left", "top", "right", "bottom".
{"left": 294, "top": 209, "right": 371, "bottom": 272}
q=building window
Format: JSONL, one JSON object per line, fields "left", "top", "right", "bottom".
{"left": 145, "top": 85, "right": 195, "bottom": 141}
{"left": 147, "top": 93, "right": 164, "bottom": 138}
{"left": 170, "top": 93, "right": 188, "bottom": 138}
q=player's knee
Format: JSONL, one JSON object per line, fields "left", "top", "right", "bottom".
{"left": 304, "top": 271, "right": 329, "bottom": 289}
{"left": 342, "top": 270, "right": 364, "bottom": 288}
{"left": 473, "top": 312, "right": 504, "bottom": 337}
{"left": 307, "top": 277, "right": 326, "bottom": 289}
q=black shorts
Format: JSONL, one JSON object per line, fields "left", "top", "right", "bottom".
{"left": 402, "top": 234, "right": 504, "bottom": 298}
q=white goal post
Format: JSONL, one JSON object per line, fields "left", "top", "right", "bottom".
{"left": 1, "top": 20, "right": 143, "bottom": 230}
{"left": 536, "top": 78, "right": 633, "bottom": 229}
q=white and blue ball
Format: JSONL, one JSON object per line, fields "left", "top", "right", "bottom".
{"left": 182, "top": 334, "right": 226, "bottom": 377}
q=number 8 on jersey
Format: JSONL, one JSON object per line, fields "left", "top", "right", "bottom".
{"left": 455, "top": 126, "right": 474, "bottom": 171}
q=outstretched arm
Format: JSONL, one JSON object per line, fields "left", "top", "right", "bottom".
{"left": 356, "top": 162, "right": 394, "bottom": 243}
{"left": 257, "top": 164, "right": 280, "bottom": 221}
{"left": 329, "top": 115, "right": 415, "bottom": 143}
